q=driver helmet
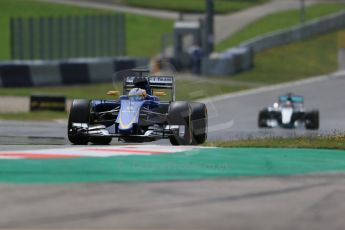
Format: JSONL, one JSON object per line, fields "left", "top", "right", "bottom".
{"left": 286, "top": 92, "right": 293, "bottom": 102}
{"left": 285, "top": 100, "right": 292, "bottom": 107}
{"left": 128, "top": 88, "right": 147, "bottom": 101}
{"left": 133, "top": 77, "right": 152, "bottom": 95}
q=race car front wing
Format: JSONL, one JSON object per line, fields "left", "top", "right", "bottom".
{"left": 70, "top": 123, "right": 183, "bottom": 140}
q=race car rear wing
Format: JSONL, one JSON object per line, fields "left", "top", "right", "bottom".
{"left": 123, "top": 76, "right": 175, "bottom": 101}
{"left": 279, "top": 95, "right": 304, "bottom": 103}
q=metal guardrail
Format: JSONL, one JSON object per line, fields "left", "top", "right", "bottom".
{"left": 240, "top": 10, "right": 345, "bottom": 53}
{"left": 10, "top": 14, "right": 126, "bottom": 60}
{"left": 202, "top": 10, "right": 345, "bottom": 76}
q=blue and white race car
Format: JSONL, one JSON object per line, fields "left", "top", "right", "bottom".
{"left": 258, "top": 93, "right": 319, "bottom": 130}
{"left": 68, "top": 68, "right": 207, "bottom": 145}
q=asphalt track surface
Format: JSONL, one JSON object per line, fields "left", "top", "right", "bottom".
{"left": 1, "top": 71, "right": 345, "bottom": 229}
{"left": 1, "top": 174, "right": 345, "bottom": 230}
{"left": 1, "top": 71, "right": 345, "bottom": 146}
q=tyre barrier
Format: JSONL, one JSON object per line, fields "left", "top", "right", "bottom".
{"left": 60, "top": 62, "right": 91, "bottom": 85}
{"left": 0, "top": 57, "right": 149, "bottom": 87}
{"left": 0, "top": 64, "right": 33, "bottom": 87}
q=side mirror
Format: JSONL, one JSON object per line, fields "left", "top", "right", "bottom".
{"left": 153, "top": 91, "right": 167, "bottom": 96}
{"left": 107, "top": 91, "right": 120, "bottom": 96}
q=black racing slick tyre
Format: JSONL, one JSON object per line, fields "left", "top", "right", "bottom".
{"left": 305, "top": 110, "right": 319, "bottom": 130}
{"left": 167, "top": 101, "right": 193, "bottom": 145}
{"left": 258, "top": 109, "right": 269, "bottom": 128}
{"left": 190, "top": 102, "right": 208, "bottom": 145}
{"left": 68, "top": 99, "right": 90, "bottom": 145}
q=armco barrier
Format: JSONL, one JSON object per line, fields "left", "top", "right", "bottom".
{"left": 240, "top": 11, "right": 345, "bottom": 53}
{"left": 0, "top": 57, "right": 148, "bottom": 87}
{"left": 203, "top": 11, "right": 345, "bottom": 76}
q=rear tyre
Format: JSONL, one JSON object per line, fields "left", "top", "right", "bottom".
{"left": 305, "top": 110, "right": 319, "bottom": 130}
{"left": 258, "top": 109, "right": 269, "bottom": 128}
{"left": 190, "top": 102, "right": 208, "bottom": 145}
{"left": 168, "top": 101, "right": 193, "bottom": 145}
{"left": 68, "top": 99, "right": 90, "bottom": 145}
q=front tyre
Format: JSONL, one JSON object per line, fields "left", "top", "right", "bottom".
{"left": 68, "top": 99, "right": 91, "bottom": 145}
{"left": 168, "top": 101, "right": 193, "bottom": 145}
{"left": 258, "top": 109, "right": 269, "bottom": 128}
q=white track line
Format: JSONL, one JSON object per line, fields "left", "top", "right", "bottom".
{"left": 0, "top": 145, "right": 209, "bottom": 159}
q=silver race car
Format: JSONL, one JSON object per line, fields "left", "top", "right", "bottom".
{"left": 258, "top": 93, "right": 319, "bottom": 130}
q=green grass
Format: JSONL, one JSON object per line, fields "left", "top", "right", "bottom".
{"left": 231, "top": 30, "right": 339, "bottom": 84}
{"left": 216, "top": 3, "right": 345, "bottom": 51}
{"left": 0, "top": 1, "right": 343, "bottom": 120}
{"left": 0, "top": 0, "right": 173, "bottom": 60}
{"left": 0, "top": 111, "right": 68, "bottom": 121}
{"left": 0, "top": 79, "right": 248, "bottom": 101}
{"left": 0, "top": 30, "right": 340, "bottom": 117}
{"left": 126, "top": 14, "right": 172, "bottom": 56}
{"left": 0, "top": 83, "right": 122, "bottom": 100}
{"left": 207, "top": 134, "right": 345, "bottom": 150}
{"left": 120, "top": 0, "right": 268, "bottom": 14}
{"left": 0, "top": 79, "right": 248, "bottom": 120}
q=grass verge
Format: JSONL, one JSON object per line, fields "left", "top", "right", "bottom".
{"left": 0, "top": 29, "right": 340, "bottom": 118}
{"left": 120, "top": 0, "right": 268, "bottom": 14}
{"left": 230, "top": 30, "right": 339, "bottom": 84}
{"left": 207, "top": 134, "right": 345, "bottom": 150}
{"left": 0, "top": 79, "right": 248, "bottom": 121}
{"left": 0, "top": 29, "right": 342, "bottom": 119}
{"left": 0, "top": 0, "right": 173, "bottom": 59}
{"left": 0, "top": 79, "right": 249, "bottom": 101}
{"left": 0, "top": 111, "right": 68, "bottom": 121}
{"left": 216, "top": 3, "right": 345, "bottom": 51}
{"left": 0, "top": 2, "right": 343, "bottom": 120}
